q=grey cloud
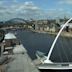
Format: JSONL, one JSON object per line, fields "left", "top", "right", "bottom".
{"left": 0, "top": 1, "right": 42, "bottom": 20}
{"left": 0, "top": 1, "right": 71, "bottom": 21}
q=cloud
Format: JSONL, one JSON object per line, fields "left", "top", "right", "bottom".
{"left": 13, "top": 0, "right": 17, "bottom": 2}
{"left": 24, "top": 1, "right": 33, "bottom": 5}
{"left": 46, "top": 8, "right": 71, "bottom": 18}
{"left": 0, "top": 1, "right": 71, "bottom": 21}
{"left": 0, "top": 1, "right": 3, "bottom": 5}
{"left": 0, "top": 0, "right": 6, "bottom": 5}
{"left": 16, "top": 1, "right": 40, "bottom": 11}
{"left": 0, "top": 1, "right": 42, "bottom": 21}
{"left": 59, "top": 0, "right": 72, "bottom": 4}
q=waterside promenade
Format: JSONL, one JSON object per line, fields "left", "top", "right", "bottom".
{"left": 2, "top": 44, "right": 40, "bottom": 72}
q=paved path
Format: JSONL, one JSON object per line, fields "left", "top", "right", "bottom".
{"left": 6, "top": 45, "right": 40, "bottom": 72}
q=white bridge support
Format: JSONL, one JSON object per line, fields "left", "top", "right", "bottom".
{"left": 44, "top": 18, "right": 72, "bottom": 63}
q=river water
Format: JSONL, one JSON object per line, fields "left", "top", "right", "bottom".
{"left": 16, "top": 30, "right": 72, "bottom": 63}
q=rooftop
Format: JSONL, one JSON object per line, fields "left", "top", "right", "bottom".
{"left": 4, "top": 33, "right": 16, "bottom": 40}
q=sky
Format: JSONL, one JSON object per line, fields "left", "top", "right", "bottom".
{"left": 0, "top": 0, "right": 72, "bottom": 21}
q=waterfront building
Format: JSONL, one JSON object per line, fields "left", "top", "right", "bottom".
{"left": 3, "top": 33, "right": 20, "bottom": 55}
{"left": 33, "top": 19, "right": 60, "bottom": 32}
{"left": 4, "top": 33, "right": 20, "bottom": 47}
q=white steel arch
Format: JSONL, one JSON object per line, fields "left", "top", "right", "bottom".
{"left": 44, "top": 18, "right": 72, "bottom": 63}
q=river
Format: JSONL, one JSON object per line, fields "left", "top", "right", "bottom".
{"left": 15, "top": 30, "right": 72, "bottom": 63}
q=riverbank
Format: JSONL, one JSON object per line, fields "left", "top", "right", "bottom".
{"left": 31, "top": 30, "right": 72, "bottom": 38}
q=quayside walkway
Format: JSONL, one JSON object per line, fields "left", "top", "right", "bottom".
{"left": 2, "top": 44, "right": 40, "bottom": 72}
